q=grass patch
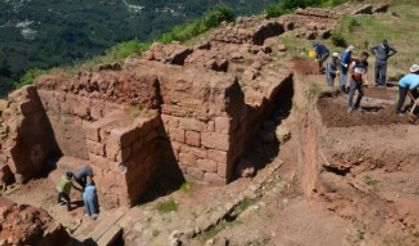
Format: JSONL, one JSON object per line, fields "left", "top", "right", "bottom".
{"left": 126, "top": 104, "right": 145, "bottom": 119}
{"left": 180, "top": 181, "right": 199, "bottom": 195}
{"left": 363, "top": 175, "right": 379, "bottom": 191}
{"left": 152, "top": 229, "right": 160, "bottom": 237}
{"left": 155, "top": 199, "right": 178, "bottom": 214}
{"left": 305, "top": 83, "right": 332, "bottom": 101}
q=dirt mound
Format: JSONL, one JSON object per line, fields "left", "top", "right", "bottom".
{"left": 291, "top": 57, "right": 318, "bottom": 75}
{"left": 0, "top": 197, "right": 70, "bottom": 246}
{"left": 317, "top": 96, "right": 411, "bottom": 127}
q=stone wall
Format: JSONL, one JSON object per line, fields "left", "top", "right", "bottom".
{"left": 0, "top": 86, "right": 61, "bottom": 182}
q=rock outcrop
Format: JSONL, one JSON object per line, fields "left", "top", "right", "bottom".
{"left": 0, "top": 197, "right": 71, "bottom": 246}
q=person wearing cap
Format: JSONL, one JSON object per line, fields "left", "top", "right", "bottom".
{"left": 396, "top": 64, "right": 419, "bottom": 116}
{"left": 74, "top": 165, "right": 94, "bottom": 191}
{"left": 326, "top": 52, "right": 340, "bottom": 87}
{"left": 312, "top": 41, "right": 330, "bottom": 74}
{"left": 370, "top": 39, "right": 397, "bottom": 86}
{"left": 348, "top": 51, "right": 370, "bottom": 113}
{"left": 56, "top": 172, "right": 76, "bottom": 211}
{"left": 339, "top": 45, "right": 355, "bottom": 92}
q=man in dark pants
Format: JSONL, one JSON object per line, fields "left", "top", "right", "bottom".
{"left": 370, "top": 39, "right": 397, "bottom": 86}
{"left": 396, "top": 64, "right": 419, "bottom": 116}
{"left": 312, "top": 41, "right": 330, "bottom": 74}
{"left": 74, "top": 165, "right": 94, "bottom": 191}
{"left": 326, "top": 52, "right": 340, "bottom": 87}
{"left": 348, "top": 52, "right": 370, "bottom": 113}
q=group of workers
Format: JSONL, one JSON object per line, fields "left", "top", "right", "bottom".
{"left": 313, "top": 40, "right": 419, "bottom": 115}
{"left": 56, "top": 165, "right": 100, "bottom": 219}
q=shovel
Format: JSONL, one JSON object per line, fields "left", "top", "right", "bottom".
{"left": 408, "top": 91, "right": 418, "bottom": 123}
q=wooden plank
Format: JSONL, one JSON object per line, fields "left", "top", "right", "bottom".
{"left": 89, "top": 209, "right": 125, "bottom": 241}
{"left": 96, "top": 225, "right": 123, "bottom": 246}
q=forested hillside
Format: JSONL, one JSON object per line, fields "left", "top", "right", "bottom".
{"left": 0, "top": 0, "right": 275, "bottom": 97}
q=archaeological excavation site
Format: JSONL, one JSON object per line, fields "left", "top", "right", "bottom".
{"left": 0, "top": 2, "right": 418, "bottom": 246}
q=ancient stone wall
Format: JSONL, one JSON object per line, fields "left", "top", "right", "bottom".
{"left": 0, "top": 86, "right": 61, "bottom": 182}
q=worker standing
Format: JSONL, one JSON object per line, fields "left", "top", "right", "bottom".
{"left": 348, "top": 51, "right": 370, "bottom": 113}
{"left": 312, "top": 41, "right": 330, "bottom": 74}
{"left": 326, "top": 52, "right": 340, "bottom": 87}
{"left": 396, "top": 64, "right": 419, "bottom": 116}
{"left": 370, "top": 39, "right": 398, "bottom": 87}
{"left": 339, "top": 45, "right": 355, "bottom": 93}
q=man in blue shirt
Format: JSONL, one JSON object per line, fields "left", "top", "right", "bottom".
{"left": 370, "top": 39, "right": 398, "bottom": 86}
{"left": 339, "top": 45, "right": 355, "bottom": 93}
{"left": 396, "top": 64, "right": 419, "bottom": 115}
{"left": 312, "top": 41, "right": 330, "bottom": 74}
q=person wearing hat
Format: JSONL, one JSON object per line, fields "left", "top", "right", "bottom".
{"left": 371, "top": 39, "right": 398, "bottom": 86}
{"left": 56, "top": 171, "right": 76, "bottom": 211}
{"left": 396, "top": 64, "right": 419, "bottom": 116}
{"left": 326, "top": 52, "right": 340, "bottom": 87}
{"left": 348, "top": 51, "right": 370, "bottom": 113}
{"left": 312, "top": 41, "right": 330, "bottom": 74}
{"left": 339, "top": 45, "right": 355, "bottom": 92}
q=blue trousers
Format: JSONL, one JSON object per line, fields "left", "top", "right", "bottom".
{"left": 83, "top": 192, "right": 99, "bottom": 216}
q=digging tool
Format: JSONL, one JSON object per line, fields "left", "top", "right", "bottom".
{"left": 408, "top": 91, "right": 418, "bottom": 123}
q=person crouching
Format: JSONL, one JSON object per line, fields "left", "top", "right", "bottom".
{"left": 56, "top": 172, "right": 74, "bottom": 211}
{"left": 396, "top": 64, "right": 419, "bottom": 116}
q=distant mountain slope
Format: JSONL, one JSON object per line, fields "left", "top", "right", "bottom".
{"left": 0, "top": 0, "right": 275, "bottom": 97}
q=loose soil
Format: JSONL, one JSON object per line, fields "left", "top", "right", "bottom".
{"left": 317, "top": 93, "right": 413, "bottom": 127}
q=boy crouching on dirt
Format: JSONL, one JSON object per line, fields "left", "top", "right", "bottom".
{"left": 56, "top": 172, "right": 75, "bottom": 211}
{"left": 348, "top": 51, "right": 370, "bottom": 113}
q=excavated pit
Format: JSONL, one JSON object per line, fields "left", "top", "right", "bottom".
{"left": 313, "top": 89, "right": 419, "bottom": 241}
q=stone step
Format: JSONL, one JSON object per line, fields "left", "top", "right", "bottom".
{"left": 74, "top": 209, "right": 125, "bottom": 245}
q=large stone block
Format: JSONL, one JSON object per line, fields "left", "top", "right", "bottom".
{"left": 215, "top": 117, "right": 230, "bottom": 134}
{"left": 179, "top": 152, "right": 197, "bottom": 167}
{"left": 86, "top": 140, "right": 105, "bottom": 157}
{"left": 197, "top": 159, "right": 217, "bottom": 173}
{"left": 185, "top": 131, "right": 201, "bottom": 147}
{"left": 201, "top": 132, "right": 230, "bottom": 151}
{"left": 208, "top": 150, "right": 228, "bottom": 163}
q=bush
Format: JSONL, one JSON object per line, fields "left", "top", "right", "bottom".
{"left": 330, "top": 32, "right": 347, "bottom": 47}
{"left": 16, "top": 68, "right": 47, "bottom": 89}
{"left": 347, "top": 18, "right": 361, "bottom": 32}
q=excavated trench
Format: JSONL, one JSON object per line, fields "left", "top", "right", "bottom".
{"left": 301, "top": 87, "right": 419, "bottom": 243}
